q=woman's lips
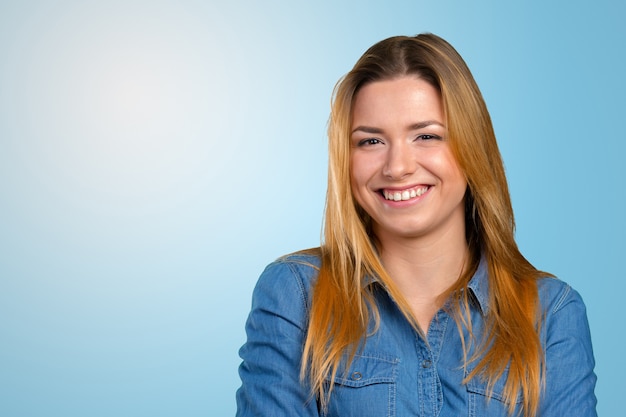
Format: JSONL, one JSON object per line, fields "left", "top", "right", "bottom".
{"left": 381, "top": 186, "right": 429, "bottom": 201}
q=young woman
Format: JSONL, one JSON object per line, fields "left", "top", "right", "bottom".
{"left": 236, "top": 33, "right": 597, "bottom": 417}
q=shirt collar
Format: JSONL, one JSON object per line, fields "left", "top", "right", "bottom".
{"left": 466, "top": 255, "right": 490, "bottom": 315}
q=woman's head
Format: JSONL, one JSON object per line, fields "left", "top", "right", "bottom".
{"left": 349, "top": 76, "right": 468, "bottom": 248}
{"left": 325, "top": 33, "right": 514, "bottom": 257}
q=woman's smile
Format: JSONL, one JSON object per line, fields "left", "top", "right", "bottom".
{"left": 381, "top": 185, "right": 430, "bottom": 202}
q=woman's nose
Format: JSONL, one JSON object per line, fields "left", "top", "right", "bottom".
{"left": 382, "top": 143, "right": 416, "bottom": 180}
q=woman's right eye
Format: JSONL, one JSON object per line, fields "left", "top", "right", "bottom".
{"left": 357, "top": 138, "right": 382, "bottom": 146}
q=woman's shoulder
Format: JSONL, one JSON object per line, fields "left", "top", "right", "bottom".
{"left": 250, "top": 248, "right": 322, "bottom": 319}
{"left": 535, "top": 276, "right": 588, "bottom": 315}
{"left": 261, "top": 248, "right": 321, "bottom": 286}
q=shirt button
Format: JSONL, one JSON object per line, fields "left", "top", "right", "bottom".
{"left": 421, "top": 360, "right": 432, "bottom": 368}
{"left": 351, "top": 371, "right": 362, "bottom": 380}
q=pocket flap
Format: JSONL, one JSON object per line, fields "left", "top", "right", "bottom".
{"left": 330, "top": 353, "right": 399, "bottom": 388}
{"left": 466, "top": 372, "right": 522, "bottom": 404}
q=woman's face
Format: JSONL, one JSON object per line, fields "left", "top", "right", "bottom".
{"left": 350, "top": 76, "right": 467, "bottom": 244}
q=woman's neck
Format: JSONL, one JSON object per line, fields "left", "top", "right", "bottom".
{"left": 377, "top": 230, "right": 469, "bottom": 331}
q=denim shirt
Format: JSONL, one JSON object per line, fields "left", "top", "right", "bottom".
{"left": 236, "top": 252, "right": 597, "bottom": 416}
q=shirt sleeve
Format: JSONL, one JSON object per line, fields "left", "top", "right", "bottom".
{"left": 540, "top": 282, "right": 597, "bottom": 416}
{"left": 236, "top": 260, "right": 320, "bottom": 417}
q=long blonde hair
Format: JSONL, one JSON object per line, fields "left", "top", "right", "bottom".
{"left": 302, "top": 33, "right": 549, "bottom": 417}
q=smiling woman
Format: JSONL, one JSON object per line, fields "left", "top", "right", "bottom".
{"left": 236, "top": 33, "right": 597, "bottom": 417}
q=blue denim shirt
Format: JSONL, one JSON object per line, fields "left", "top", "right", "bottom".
{"left": 236, "top": 252, "right": 597, "bottom": 416}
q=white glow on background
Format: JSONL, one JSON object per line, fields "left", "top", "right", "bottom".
{"left": 6, "top": 1, "right": 244, "bottom": 211}
{"left": 0, "top": 1, "right": 624, "bottom": 416}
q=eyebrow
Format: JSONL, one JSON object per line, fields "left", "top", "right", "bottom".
{"left": 351, "top": 120, "right": 445, "bottom": 134}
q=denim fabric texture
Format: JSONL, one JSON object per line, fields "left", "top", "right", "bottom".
{"left": 236, "top": 252, "right": 597, "bottom": 416}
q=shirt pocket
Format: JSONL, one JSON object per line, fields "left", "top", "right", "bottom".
{"left": 324, "top": 352, "right": 399, "bottom": 417}
{"left": 465, "top": 367, "right": 522, "bottom": 417}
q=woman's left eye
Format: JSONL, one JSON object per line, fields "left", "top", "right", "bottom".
{"left": 416, "top": 134, "right": 440, "bottom": 141}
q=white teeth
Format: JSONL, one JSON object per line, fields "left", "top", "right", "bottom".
{"left": 383, "top": 187, "right": 428, "bottom": 201}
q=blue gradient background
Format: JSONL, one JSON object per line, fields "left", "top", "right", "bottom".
{"left": 1, "top": 1, "right": 623, "bottom": 415}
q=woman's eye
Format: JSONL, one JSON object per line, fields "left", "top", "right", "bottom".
{"left": 416, "top": 134, "right": 440, "bottom": 141}
{"left": 357, "top": 138, "right": 382, "bottom": 146}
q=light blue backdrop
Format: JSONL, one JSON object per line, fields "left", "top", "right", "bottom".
{"left": 1, "top": 0, "right": 623, "bottom": 415}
